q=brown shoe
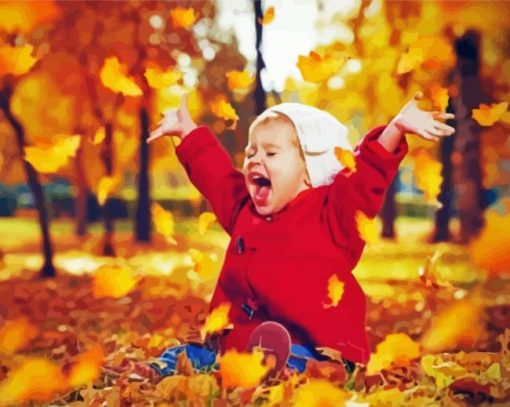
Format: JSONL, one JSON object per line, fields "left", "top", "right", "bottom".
{"left": 245, "top": 321, "right": 291, "bottom": 380}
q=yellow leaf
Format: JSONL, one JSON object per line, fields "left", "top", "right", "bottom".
{"left": 198, "top": 211, "right": 217, "bottom": 235}
{"left": 100, "top": 56, "right": 142, "bottom": 97}
{"left": 292, "top": 379, "right": 347, "bottom": 407}
{"left": 367, "top": 333, "right": 421, "bottom": 375}
{"left": 225, "top": 70, "right": 255, "bottom": 90}
{"left": 0, "top": 44, "right": 38, "bottom": 76}
{"left": 412, "top": 148, "right": 442, "bottom": 205}
{"left": 92, "top": 264, "right": 140, "bottom": 299}
{"left": 92, "top": 127, "right": 105, "bottom": 145}
{"left": 170, "top": 7, "right": 197, "bottom": 30}
{"left": 420, "top": 354, "right": 468, "bottom": 389}
{"left": 323, "top": 274, "right": 344, "bottom": 308}
{"left": 259, "top": 6, "right": 275, "bottom": 25}
{"left": 151, "top": 202, "right": 177, "bottom": 244}
{"left": 67, "top": 344, "right": 104, "bottom": 387}
{"left": 145, "top": 67, "right": 182, "bottom": 89}
{"left": 219, "top": 349, "right": 269, "bottom": 388}
{"left": 0, "top": 317, "right": 38, "bottom": 354}
{"left": 201, "top": 302, "right": 232, "bottom": 338}
{"left": 24, "top": 135, "right": 81, "bottom": 173}
{"left": 472, "top": 102, "right": 508, "bottom": 127}
{"left": 430, "top": 85, "right": 449, "bottom": 113}
{"left": 364, "top": 387, "right": 405, "bottom": 406}
{"left": 355, "top": 210, "right": 380, "bottom": 245}
{"left": 397, "top": 48, "right": 424, "bottom": 74}
{"left": 210, "top": 96, "right": 239, "bottom": 122}
{"left": 297, "top": 51, "right": 347, "bottom": 83}
{"left": 421, "top": 296, "right": 485, "bottom": 353}
{"left": 0, "top": 1, "right": 60, "bottom": 34}
{"left": 97, "top": 176, "right": 118, "bottom": 206}
{"left": 189, "top": 248, "right": 218, "bottom": 281}
{"left": 334, "top": 147, "right": 356, "bottom": 172}
{"left": 0, "top": 358, "right": 66, "bottom": 404}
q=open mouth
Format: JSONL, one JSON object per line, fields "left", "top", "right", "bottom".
{"left": 249, "top": 173, "right": 272, "bottom": 205}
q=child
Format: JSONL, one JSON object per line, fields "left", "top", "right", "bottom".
{"left": 144, "top": 93, "right": 454, "bottom": 379}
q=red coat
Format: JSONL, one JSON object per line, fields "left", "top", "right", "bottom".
{"left": 176, "top": 125, "right": 408, "bottom": 364}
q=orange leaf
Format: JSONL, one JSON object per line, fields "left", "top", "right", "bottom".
{"left": 412, "top": 148, "right": 442, "bottom": 205}
{"left": 170, "top": 7, "right": 197, "bottom": 30}
{"left": 472, "top": 102, "right": 508, "bottom": 127}
{"left": 297, "top": 51, "right": 347, "bottom": 83}
{"left": 259, "top": 6, "right": 275, "bottom": 25}
{"left": 366, "top": 333, "right": 421, "bottom": 375}
{"left": 0, "top": 1, "right": 60, "bottom": 34}
{"left": 97, "top": 176, "right": 118, "bottom": 206}
{"left": 334, "top": 147, "right": 356, "bottom": 172}
{"left": 92, "top": 265, "right": 140, "bottom": 299}
{"left": 421, "top": 296, "right": 485, "bottom": 353}
{"left": 225, "top": 70, "right": 255, "bottom": 90}
{"left": 292, "top": 379, "right": 347, "bottom": 406}
{"left": 100, "top": 56, "right": 142, "bottom": 97}
{"left": 355, "top": 210, "right": 380, "bottom": 245}
{"left": 323, "top": 274, "right": 344, "bottom": 308}
{"left": 201, "top": 302, "right": 232, "bottom": 338}
{"left": 430, "top": 85, "right": 449, "bottom": 113}
{"left": 0, "top": 44, "right": 38, "bottom": 76}
{"left": 24, "top": 136, "right": 81, "bottom": 173}
{"left": 210, "top": 96, "right": 239, "bottom": 122}
{"left": 151, "top": 202, "right": 177, "bottom": 244}
{"left": 0, "top": 358, "right": 66, "bottom": 404}
{"left": 67, "top": 344, "right": 104, "bottom": 387}
{"left": 198, "top": 211, "right": 217, "bottom": 235}
{"left": 0, "top": 317, "right": 38, "bottom": 354}
{"left": 219, "top": 349, "right": 269, "bottom": 388}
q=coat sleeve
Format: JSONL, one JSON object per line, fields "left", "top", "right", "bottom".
{"left": 175, "top": 126, "right": 250, "bottom": 236}
{"left": 324, "top": 125, "right": 408, "bottom": 268}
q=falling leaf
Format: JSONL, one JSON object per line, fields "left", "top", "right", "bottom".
{"left": 0, "top": 358, "right": 66, "bottom": 404}
{"left": 355, "top": 210, "right": 380, "bottom": 245}
{"left": 210, "top": 96, "right": 239, "bottom": 122}
{"left": 92, "top": 264, "right": 140, "bottom": 299}
{"left": 430, "top": 85, "right": 449, "bottom": 113}
{"left": 0, "top": 1, "right": 60, "bottom": 34}
{"left": 397, "top": 48, "right": 424, "bottom": 75}
{"left": 145, "top": 67, "right": 182, "bottom": 89}
{"left": 421, "top": 296, "right": 485, "bottom": 353}
{"left": 323, "top": 274, "right": 344, "bottom": 308}
{"left": 151, "top": 202, "right": 177, "bottom": 244}
{"left": 334, "top": 147, "right": 356, "bottom": 173}
{"left": 201, "top": 302, "right": 232, "bottom": 338}
{"left": 97, "top": 176, "right": 117, "bottom": 206}
{"left": 0, "top": 44, "right": 39, "bottom": 76}
{"left": 472, "top": 102, "right": 508, "bottom": 127}
{"left": 100, "top": 56, "right": 142, "bottom": 97}
{"left": 292, "top": 379, "right": 347, "bottom": 406}
{"left": 0, "top": 317, "right": 38, "bottom": 354}
{"left": 67, "top": 344, "right": 104, "bottom": 387}
{"left": 259, "top": 6, "right": 275, "bottom": 25}
{"left": 170, "top": 7, "right": 197, "bottom": 30}
{"left": 219, "top": 349, "right": 269, "bottom": 388}
{"left": 412, "top": 148, "right": 442, "bottom": 205}
{"left": 198, "top": 211, "right": 217, "bottom": 235}
{"left": 92, "top": 127, "right": 105, "bottom": 145}
{"left": 189, "top": 248, "right": 218, "bottom": 281}
{"left": 470, "top": 210, "right": 510, "bottom": 275}
{"left": 225, "top": 70, "right": 255, "bottom": 90}
{"left": 24, "top": 136, "right": 81, "bottom": 173}
{"left": 366, "top": 333, "right": 421, "bottom": 375}
{"left": 297, "top": 51, "right": 347, "bottom": 83}
{"left": 397, "top": 36, "right": 454, "bottom": 74}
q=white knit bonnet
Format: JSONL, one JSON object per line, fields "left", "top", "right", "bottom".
{"left": 265, "top": 103, "right": 352, "bottom": 187}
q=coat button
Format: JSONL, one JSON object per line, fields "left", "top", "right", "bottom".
{"left": 236, "top": 236, "right": 245, "bottom": 254}
{"left": 265, "top": 215, "right": 272, "bottom": 222}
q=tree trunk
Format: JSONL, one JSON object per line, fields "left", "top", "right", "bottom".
{"left": 452, "top": 30, "right": 485, "bottom": 243}
{"left": 101, "top": 122, "right": 115, "bottom": 256}
{"left": 254, "top": 0, "right": 266, "bottom": 115}
{"left": 135, "top": 105, "right": 151, "bottom": 242}
{"left": 0, "top": 87, "right": 56, "bottom": 278}
{"left": 380, "top": 178, "right": 397, "bottom": 238}
{"left": 433, "top": 97, "right": 456, "bottom": 242}
{"left": 75, "top": 143, "right": 88, "bottom": 236}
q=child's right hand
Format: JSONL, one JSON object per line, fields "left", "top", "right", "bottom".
{"left": 147, "top": 94, "right": 197, "bottom": 144}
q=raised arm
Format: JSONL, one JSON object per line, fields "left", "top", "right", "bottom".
{"left": 148, "top": 94, "right": 249, "bottom": 235}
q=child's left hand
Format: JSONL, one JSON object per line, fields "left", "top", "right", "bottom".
{"left": 391, "top": 91, "right": 455, "bottom": 142}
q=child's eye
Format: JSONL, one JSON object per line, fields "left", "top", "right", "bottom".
{"left": 266, "top": 152, "right": 276, "bottom": 157}
{"left": 246, "top": 153, "right": 255, "bottom": 159}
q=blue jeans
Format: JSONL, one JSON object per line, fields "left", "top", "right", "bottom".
{"left": 151, "top": 343, "right": 354, "bottom": 376}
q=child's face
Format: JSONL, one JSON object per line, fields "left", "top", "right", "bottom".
{"left": 243, "top": 116, "right": 310, "bottom": 216}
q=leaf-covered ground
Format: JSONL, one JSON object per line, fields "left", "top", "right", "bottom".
{"left": 0, "top": 216, "right": 509, "bottom": 406}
